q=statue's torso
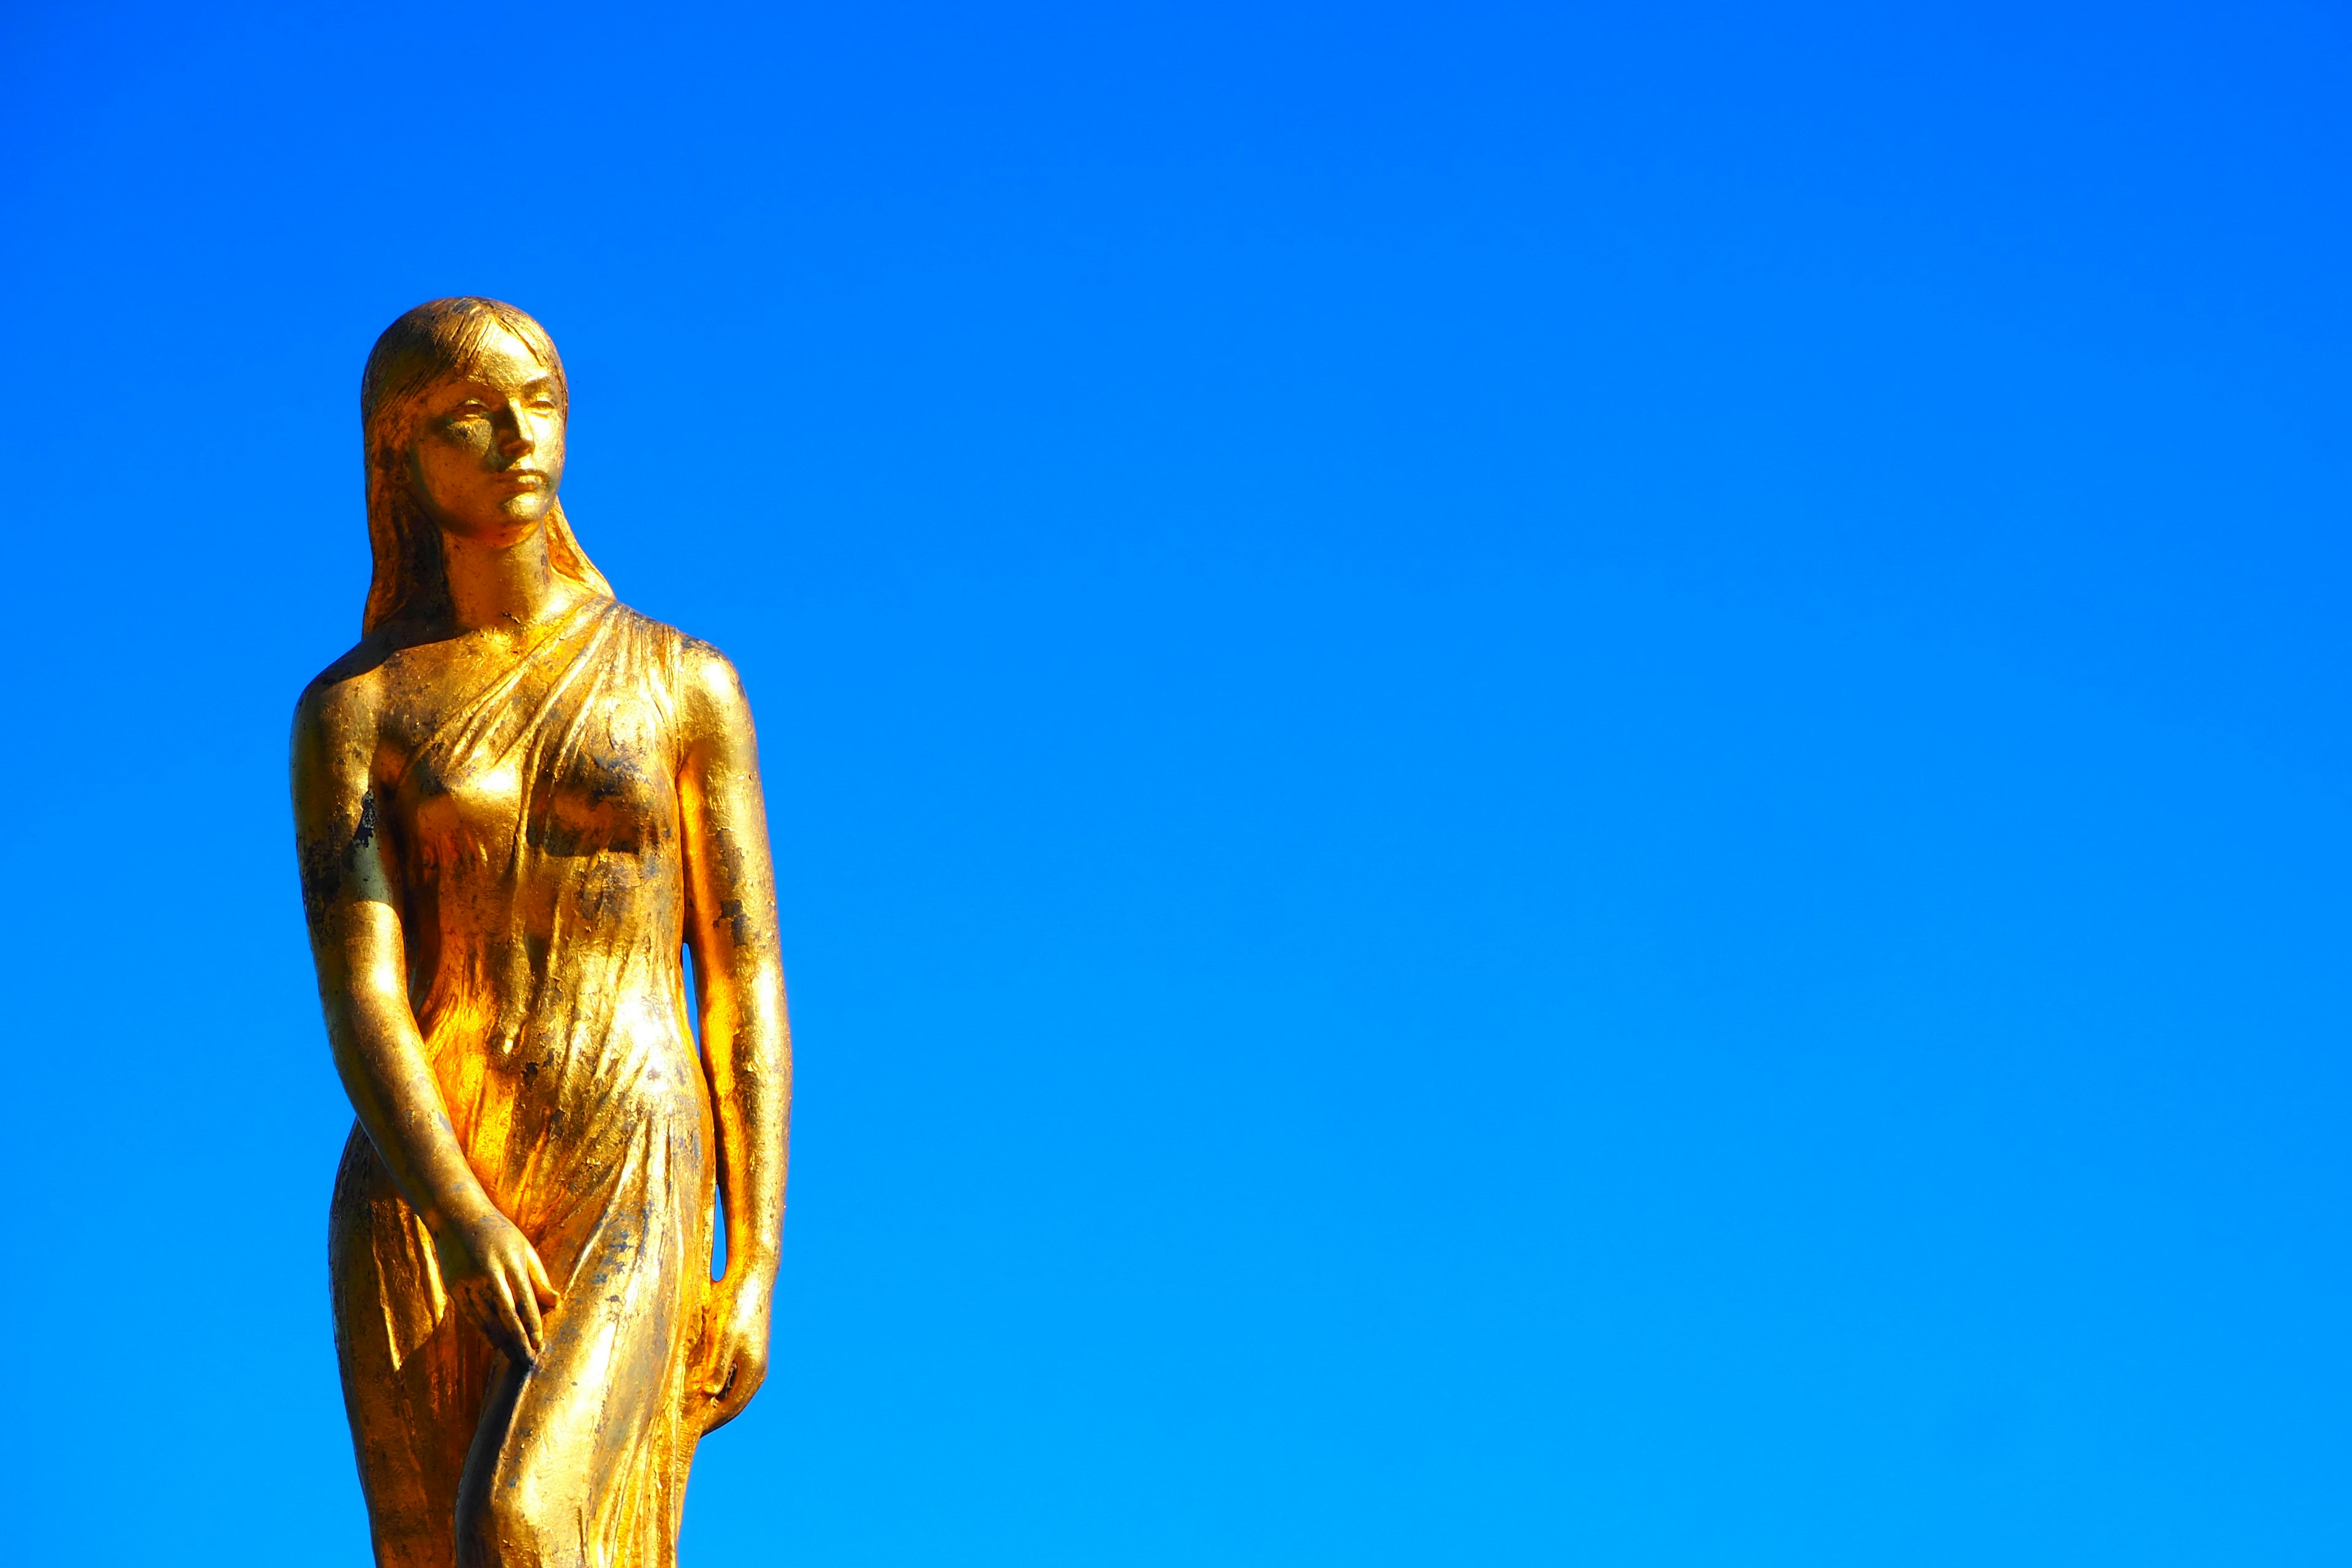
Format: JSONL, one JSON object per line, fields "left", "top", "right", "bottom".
{"left": 359, "top": 597, "right": 709, "bottom": 1223}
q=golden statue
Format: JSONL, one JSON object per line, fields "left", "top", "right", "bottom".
{"left": 292, "top": 298, "right": 791, "bottom": 1567}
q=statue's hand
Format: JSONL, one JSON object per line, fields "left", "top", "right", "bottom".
{"left": 696, "top": 1273, "right": 774, "bottom": 1434}
{"left": 434, "top": 1210, "right": 561, "bottom": 1363}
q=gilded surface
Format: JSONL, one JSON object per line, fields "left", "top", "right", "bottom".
{"left": 293, "top": 299, "right": 790, "bottom": 1567}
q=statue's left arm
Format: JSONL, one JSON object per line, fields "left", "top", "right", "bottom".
{"left": 678, "top": 643, "right": 792, "bottom": 1433}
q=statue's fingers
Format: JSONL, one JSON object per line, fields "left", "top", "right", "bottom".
{"left": 702, "top": 1386, "right": 745, "bottom": 1435}
{"left": 720, "top": 1362, "right": 763, "bottom": 1419}
{"left": 513, "top": 1265, "right": 546, "bottom": 1354}
{"left": 709, "top": 1368, "right": 758, "bottom": 1431}
{"left": 488, "top": 1274, "right": 532, "bottom": 1362}
{"left": 525, "top": 1248, "right": 560, "bottom": 1306}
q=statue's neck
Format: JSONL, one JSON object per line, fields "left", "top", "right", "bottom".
{"left": 440, "top": 525, "right": 577, "bottom": 635}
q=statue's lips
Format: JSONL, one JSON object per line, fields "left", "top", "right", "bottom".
{"left": 497, "top": 471, "right": 548, "bottom": 489}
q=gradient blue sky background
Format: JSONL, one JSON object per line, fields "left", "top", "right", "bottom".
{"left": 3, "top": 2, "right": 2349, "bottom": 1562}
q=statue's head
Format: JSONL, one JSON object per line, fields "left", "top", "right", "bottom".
{"left": 358, "top": 298, "right": 609, "bottom": 636}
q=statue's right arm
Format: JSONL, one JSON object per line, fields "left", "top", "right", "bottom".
{"left": 292, "top": 675, "right": 558, "bottom": 1360}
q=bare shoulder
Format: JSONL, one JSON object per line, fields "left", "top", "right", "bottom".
{"left": 680, "top": 636, "right": 751, "bottom": 712}
{"left": 641, "top": 615, "right": 758, "bottom": 761}
{"left": 292, "top": 636, "right": 394, "bottom": 769}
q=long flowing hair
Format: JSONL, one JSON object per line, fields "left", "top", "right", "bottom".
{"left": 358, "top": 297, "right": 612, "bottom": 636}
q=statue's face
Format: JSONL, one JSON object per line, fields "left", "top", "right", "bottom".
{"left": 407, "top": 324, "right": 567, "bottom": 543}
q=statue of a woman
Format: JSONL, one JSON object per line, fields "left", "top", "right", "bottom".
{"left": 292, "top": 298, "right": 790, "bottom": 1567}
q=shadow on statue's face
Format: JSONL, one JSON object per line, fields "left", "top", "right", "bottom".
{"left": 407, "top": 323, "right": 568, "bottom": 547}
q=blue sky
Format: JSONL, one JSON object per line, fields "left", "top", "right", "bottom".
{"left": 2, "top": 2, "right": 2349, "bottom": 1562}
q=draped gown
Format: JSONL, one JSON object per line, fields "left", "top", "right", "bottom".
{"left": 328, "top": 598, "right": 715, "bottom": 1567}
